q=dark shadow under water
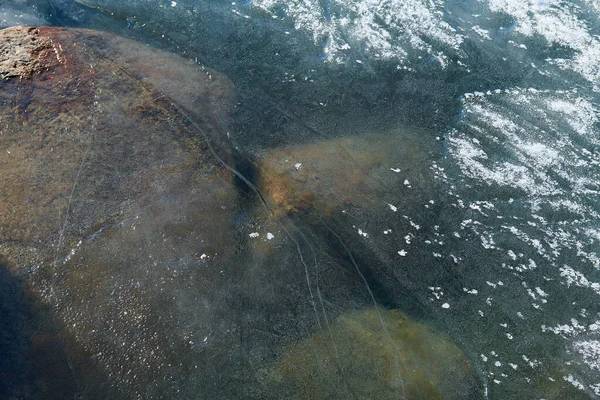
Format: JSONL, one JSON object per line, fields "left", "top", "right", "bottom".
{"left": 0, "top": 257, "right": 99, "bottom": 399}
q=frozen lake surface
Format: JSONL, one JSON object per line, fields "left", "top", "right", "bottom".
{"left": 1, "top": 0, "right": 599, "bottom": 399}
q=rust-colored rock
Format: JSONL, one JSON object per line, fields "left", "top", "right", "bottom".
{"left": 255, "top": 130, "right": 432, "bottom": 215}
{"left": 0, "top": 26, "right": 53, "bottom": 79}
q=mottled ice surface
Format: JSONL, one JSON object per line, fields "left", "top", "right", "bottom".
{"left": 1, "top": 0, "right": 599, "bottom": 398}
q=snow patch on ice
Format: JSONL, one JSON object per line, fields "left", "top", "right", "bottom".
{"left": 253, "top": 0, "right": 463, "bottom": 64}
{"left": 574, "top": 340, "right": 600, "bottom": 371}
{"left": 488, "top": 0, "right": 600, "bottom": 89}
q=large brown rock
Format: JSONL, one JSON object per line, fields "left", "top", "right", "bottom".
{"left": 0, "top": 26, "right": 237, "bottom": 398}
{"left": 0, "top": 25, "right": 235, "bottom": 267}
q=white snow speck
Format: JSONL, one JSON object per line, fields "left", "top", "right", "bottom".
{"left": 249, "top": 232, "right": 260, "bottom": 238}
{"left": 171, "top": 1, "right": 177, "bottom": 6}
{"left": 441, "top": 303, "right": 450, "bottom": 309}
{"left": 388, "top": 203, "right": 398, "bottom": 212}
{"left": 294, "top": 162, "right": 302, "bottom": 170}
{"left": 253, "top": 0, "right": 463, "bottom": 64}
{"left": 390, "top": 168, "right": 401, "bottom": 172}
{"left": 472, "top": 25, "right": 491, "bottom": 40}
{"left": 398, "top": 250, "right": 407, "bottom": 256}
{"left": 266, "top": 232, "right": 275, "bottom": 240}
{"left": 563, "top": 374, "right": 585, "bottom": 390}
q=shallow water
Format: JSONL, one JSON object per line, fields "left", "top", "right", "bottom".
{"left": 1, "top": 0, "right": 599, "bottom": 399}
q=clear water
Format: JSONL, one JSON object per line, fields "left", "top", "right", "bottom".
{"left": 1, "top": 0, "right": 599, "bottom": 399}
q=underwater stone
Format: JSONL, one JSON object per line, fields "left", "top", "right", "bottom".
{"left": 0, "top": 25, "right": 235, "bottom": 267}
{"left": 273, "top": 307, "right": 483, "bottom": 399}
{"left": 0, "top": 25, "right": 237, "bottom": 398}
{"left": 255, "top": 130, "right": 433, "bottom": 215}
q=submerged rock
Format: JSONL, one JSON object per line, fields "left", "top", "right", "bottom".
{"left": 255, "top": 129, "right": 434, "bottom": 215}
{"left": 0, "top": 25, "right": 237, "bottom": 398}
{"left": 0, "top": 25, "right": 235, "bottom": 267}
{"left": 273, "top": 307, "right": 483, "bottom": 399}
